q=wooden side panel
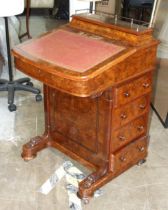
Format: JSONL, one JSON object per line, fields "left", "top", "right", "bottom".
{"left": 48, "top": 87, "right": 113, "bottom": 167}
{"left": 50, "top": 89, "right": 98, "bottom": 152}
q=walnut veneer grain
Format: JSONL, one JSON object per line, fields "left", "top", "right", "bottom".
{"left": 12, "top": 14, "right": 159, "bottom": 202}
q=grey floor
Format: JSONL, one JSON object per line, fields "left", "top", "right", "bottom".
{"left": 0, "top": 16, "right": 168, "bottom": 210}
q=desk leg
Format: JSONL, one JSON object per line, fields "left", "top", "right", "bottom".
{"left": 21, "top": 135, "right": 49, "bottom": 160}
{"left": 21, "top": 85, "right": 51, "bottom": 160}
{"left": 77, "top": 165, "right": 110, "bottom": 201}
{"left": 77, "top": 149, "right": 147, "bottom": 202}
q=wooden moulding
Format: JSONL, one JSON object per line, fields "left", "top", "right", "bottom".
{"left": 70, "top": 15, "right": 154, "bottom": 46}
{"left": 12, "top": 42, "right": 157, "bottom": 98}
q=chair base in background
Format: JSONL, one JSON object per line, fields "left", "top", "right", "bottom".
{"left": 0, "top": 77, "right": 42, "bottom": 111}
{"left": 0, "top": 16, "right": 42, "bottom": 112}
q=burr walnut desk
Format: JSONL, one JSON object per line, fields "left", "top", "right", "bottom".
{"left": 12, "top": 14, "right": 158, "bottom": 202}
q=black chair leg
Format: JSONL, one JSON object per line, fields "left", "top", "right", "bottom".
{"left": 14, "top": 77, "right": 31, "bottom": 84}
{"left": 7, "top": 84, "right": 16, "bottom": 111}
{"left": 0, "top": 79, "right": 8, "bottom": 84}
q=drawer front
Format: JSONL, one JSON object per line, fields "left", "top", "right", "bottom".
{"left": 114, "top": 73, "right": 152, "bottom": 107}
{"left": 112, "top": 95, "right": 150, "bottom": 130}
{"left": 113, "top": 136, "right": 148, "bottom": 172}
{"left": 111, "top": 115, "right": 147, "bottom": 152}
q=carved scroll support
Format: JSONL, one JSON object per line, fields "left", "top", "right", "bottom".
{"left": 77, "top": 164, "right": 112, "bottom": 200}
{"left": 21, "top": 134, "right": 49, "bottom": 161}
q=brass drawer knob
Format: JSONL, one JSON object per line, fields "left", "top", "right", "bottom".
{"left": 139, "top": 104, "right": 146, "bottom": 109}
{"left": 143, "top": 83, "right": 150, "bottom": 88}
{"left": 120, "top": 113, "right": 127, "bottom": 119}
{"left": 124, "top": 92, "right": 130, "bottom": 97}
{"left": 120, "top": 156, "right": 127, "bottom": 162}
{"left": 138, "top": 146, "right": 145, "bottom": 152}
{"left": 118, "top": 135, "right": 126, "bottom": 141}
{"left": 137, "top": 125, "right": 144, "bottom": 132}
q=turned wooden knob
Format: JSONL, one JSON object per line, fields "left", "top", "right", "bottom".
{"left": 120, "top": 156, "right": 127, "bottom": 162}
{"left": 138, "top": 146, "right": 145, "bottom": 152}
{"left": 118, "top": 135, "right": 126, "bottom": 141}
{"left": 137, "top": 125, "right": 144, "bottom": 132}
{"left": 124, "top": 92, "right": 130, "bottom": 97}
{"left": 139, "top": 104, "right": 146, "bottom": 109}
{"left": 143, "top": 83, "right": 150, "bottom": 88}
{"left": 120, "top": 113, "right": 127, "bottom": 119}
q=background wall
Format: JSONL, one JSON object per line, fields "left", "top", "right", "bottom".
{"left": 96, "top": 0, "right": 116, "bottom": 14}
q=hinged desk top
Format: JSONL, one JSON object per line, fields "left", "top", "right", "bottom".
{"left": 19, "top": 29, "right": 125, "bottom": 73}
{"left": 12, "top": 13, "right": 158, "bottom": 97}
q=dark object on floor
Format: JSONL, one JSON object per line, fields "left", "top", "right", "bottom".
{"left": 0, "top": 17, "right": 42, "bottom": 112}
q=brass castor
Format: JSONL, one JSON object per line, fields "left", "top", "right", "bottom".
{"left": 22, "top": 154, "right": 37, "bottom": 162}
{"left": 137, "top": 159, "right": 146, "bottom": 166}
{"left": 82, "top": 197, "right": 90, "bottom": 205}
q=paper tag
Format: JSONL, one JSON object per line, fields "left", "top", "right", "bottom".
{"left": 38, "top": 160, "right": 103, "bottom": 209}
{"left": 66, "top": 173, "right": 82, "bottom": 210}
{"left": 38, "top": 165, "right": 66, "bottom": 195}
{"left": 94, "top": 189, "right": 104, "bottom": 198}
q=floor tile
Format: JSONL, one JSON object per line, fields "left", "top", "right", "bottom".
{"left": 121, "top": 187, "right": 149, "bottom": 210}
{"left": 147, "top": 184, "right": 168, "bottom": 210}
{"left": 143, "top": 166, "right": 168, "bottom": 186}
{"left": 0, "top": 199, "right": 36, "bottom": 210}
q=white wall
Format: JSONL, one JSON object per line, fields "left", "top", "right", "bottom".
{"left": 96, "top": 0, "right": 116, "bottom": 14}
{"left": 154, "top": 1, "right": 168, "bottom": 58}
{"left": 69, "top": 0, "right": 90, "bottom": 20}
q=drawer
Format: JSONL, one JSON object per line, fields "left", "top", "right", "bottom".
{"left": 112, "top": 95, "right": 150, "bottom": 130}
{"left": 113, "top": 136, "right": 148, "bottom": 172}
{"left": 114, "top": 73, "right": 152, "bottom": 107}
{"left": 111, "top": 115, "right": 147, "bottom": 152}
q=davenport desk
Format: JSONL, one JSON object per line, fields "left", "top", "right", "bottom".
{"left": 12, "top": 13, "right": 158, "bottom": 202}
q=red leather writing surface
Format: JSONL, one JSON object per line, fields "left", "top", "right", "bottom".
{"left": 22, "top": 30, "right": 124, "bottom": 72}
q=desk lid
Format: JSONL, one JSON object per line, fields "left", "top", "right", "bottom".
{"left": 13, "top": 14, "right": 157, "bottom": 97}
{"left": 15, "top": 29, "right": 125, "bottom": 73}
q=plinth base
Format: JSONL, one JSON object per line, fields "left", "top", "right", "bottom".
{"left": 22, "top": 134, "right": 148, "bottom": 200}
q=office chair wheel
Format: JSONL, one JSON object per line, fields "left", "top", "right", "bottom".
{"left": 8, "top": 104, "right": 17, "bottom": 112}
{"left": 36, "top": 94, "right": 42, "bottom": 102}
{"left": 26, "top": 81, "right": 33, "bottom": 87}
